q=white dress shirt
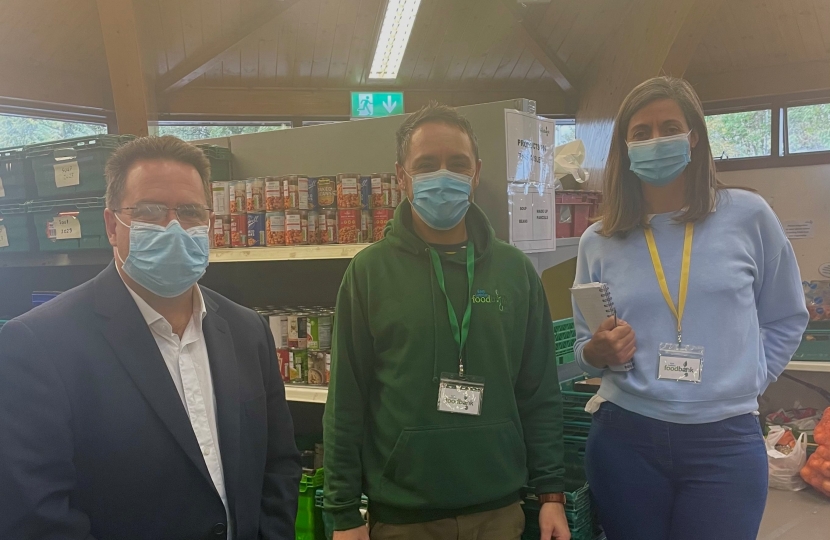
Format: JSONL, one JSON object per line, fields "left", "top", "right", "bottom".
{"left": 119, "top": 272, "right": 230, "bottom": 537}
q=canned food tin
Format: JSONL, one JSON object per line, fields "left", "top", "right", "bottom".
{"left": 359, "top": 176, "right": 372, "bottom": 210}
{"left": 308, "top": 210, "right": 319, "bottom": 245}
{"left": 307, "top": 177, "right": 319, "bottom": 210}
{"left": 230, "top": 213, "right": 247, "bottom": 247}
{"left": 336, "top": 173, "right": 360, "bottom": 208}
{"left": 247, "top": 212, "right": 266, "bottom": 246}
{"left": 285, "top": 209, "right": 304, "bottom": 246}
{"left": 289, "top": 348, "right": 308, "bottom": 384}
{"left": 288, "top": 313, "right": 308, "bottom": 349}
{"left": 318, "top": 209, "right": 337, "bottom": 244}
{"left": 308, "top": 313, "right": 333, "bottom": 350}
{"left": 361, "top": 210, "right": 373, "bottom": 243}
{"left": 266, "top": 211, "right": 286, "bottom": 246}
{"left": 390, "top": 174, "right": 400, "bottom": 207}
{"left": 229, "top": 180, "right": 247, "bottom": 214}
{"left": 277, "top": 347, "right": 290, "bottom": 382}
{"left": 326, "top": 351, "right": 332, "bottom": 383}
{"left": 269, "top": 312, "right": 289, "bottom": 348}
{"left": 316, "top": 176, "right": 337, "bottom": 208}
{"left": 300, "top": 210, "right": 310, "bottom": 244}
{"left": 211, "top": 182, "right": 231, "bottom": 215}
{"left": 337, "top": 208, "right": 360, "bottom": 244}
{"left": 308, "top": 350, "right": 328, "bottom": 385}
{"left": 212, "top": 215, "right": 231, "bottom": 248}
{"left": 370, "top": 175, "right": 384, "bottom": 209}
{"left": 372, "top": 208, "right": 394, "bottom": 242}
{"left": 265, "top": 176, "right": 284, "bottom": 211}
{"left": 285, "top": 175, "right": 309, "bottom": 210}
{"left": 246, "top": 177, "right": 266, "bottom": 212}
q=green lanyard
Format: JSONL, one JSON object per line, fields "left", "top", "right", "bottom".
{"left": 428, "top": 242, "right": 475, "bottom": 377}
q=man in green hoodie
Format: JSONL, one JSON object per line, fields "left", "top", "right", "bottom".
{"left": 324, "top": 103, "right": 569, "bottom": 540}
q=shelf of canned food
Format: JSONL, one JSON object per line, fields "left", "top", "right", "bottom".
{"left": 211, "top": 173, "right": 400, "bottom": 250}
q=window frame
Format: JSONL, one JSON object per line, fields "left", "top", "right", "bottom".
{"left": 704, "top": 90, "right": 830, "bottom": 171}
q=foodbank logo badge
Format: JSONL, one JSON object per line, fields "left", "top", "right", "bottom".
{"left": 472, "top": 288, "right": 506, "bottom": 312}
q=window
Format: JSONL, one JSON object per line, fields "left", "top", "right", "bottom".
{"left": 705, "top": 110, "right": 771, "bottom": 160}
{"left": 555, "top": 120, "right": 576, "bottom": 147}
{"left": 156, "top": 122, "right": 292, "bottom": 141}
{"left": 0, "top": 114, "right": 106, "bottom": 147}
{"left": 787, "top": 103, "right": 830, "bottom": 154}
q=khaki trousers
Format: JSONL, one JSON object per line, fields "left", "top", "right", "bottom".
{"left": 369, "top": 502, "right": 525, "bottom": 540}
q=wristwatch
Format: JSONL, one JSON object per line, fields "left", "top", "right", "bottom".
{"left": 538, "top": 493, "right": 566, "bottom": 505}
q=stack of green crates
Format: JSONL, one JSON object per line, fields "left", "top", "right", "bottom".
{"left": 28, "top": 197, "right": 108, "bottom": 251}
{"left": 0, "top": 202, "right": 31, "bottom": 253}
{"left": 553, "top": 318, "right": 576, "bottom": 365}
{"left": 0, "top": 147, "right": 28, "bottom": 202}
{"left": 522, "top": 483, "right": 604, "bottom": 540}
{"left": 560, "top": 377, "right": 596, "bottom": 485}
{"left": 297, "top": 469, "right": 325, "bottom": 540}
{"left": 196, "top": 144, "right": 232, "bottom": 181}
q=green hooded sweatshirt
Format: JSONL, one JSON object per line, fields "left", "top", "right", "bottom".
{"left": 323, "top": 201, "right": 564, "bottom": 530}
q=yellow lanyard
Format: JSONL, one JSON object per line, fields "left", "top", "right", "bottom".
{"left": 644, "top": 222, "right": 694, "bottom": 345}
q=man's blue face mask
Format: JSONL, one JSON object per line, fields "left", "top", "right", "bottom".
{"left": 627, "top": 131, "right": 692, "bottom": 187}
{"left": 405, "top": 169, "right": 474, "bottom": 230}
{"left": 116, "top": 214, "right": 210, "bottom": 298}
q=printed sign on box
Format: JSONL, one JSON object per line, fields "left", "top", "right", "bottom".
{"left": 504, "top": 109, "right": 555, "bottom": 185}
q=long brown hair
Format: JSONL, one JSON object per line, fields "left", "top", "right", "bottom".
{"left": 599, "top": 77, "right": 722, "bottom": 237}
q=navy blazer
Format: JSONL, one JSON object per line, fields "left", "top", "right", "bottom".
{"left": 0, "top": 263, "right": 302, "bottom": 540}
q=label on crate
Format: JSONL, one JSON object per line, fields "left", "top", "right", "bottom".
{"left": 0, "top": 224, "right": 8, "bottom": 247}
{"left": 54, "top": 161, "right": 80, "bottom": 188}
{"left": 54, "top": 215, "right": 82, "bottom": 240}
{"left": 0, "top": 177, "right": 5, "bottom": 198}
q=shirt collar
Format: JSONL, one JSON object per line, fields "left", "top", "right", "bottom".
{"left": 117, "top": 265, "right": 207, "bottom": 330}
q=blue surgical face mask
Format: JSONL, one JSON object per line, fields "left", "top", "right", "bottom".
{"left": 116, "top": 215, "right": 210, "bottom": 298}
{"left": 627, "top": 131, "right": 692, "bottom": 186}
{"left": 407, "top": 169, "right": 473, "bottom": 230}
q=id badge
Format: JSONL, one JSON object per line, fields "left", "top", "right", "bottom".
{"left": 657, "top": 343, "right": 703, "bottom": 383}
{"left": 437, "top": 373, "right": 484, "bottom": 415}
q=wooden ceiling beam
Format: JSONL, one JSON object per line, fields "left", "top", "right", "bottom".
{"left": 96, "top": 0, "right": 154, "bottom": 136}
{"left": 156, "top": 0, "right": 306, "bottom": 94}
{"left": 691, "top": 60, "right": 830, "bottom": 103}
{"left": 661, "top": 0, "right": 728, "bottom": 77}
{"left": 158, "top": 87, "right": 575, "bottom": 117}
{"left": 500, "top": 0, "right": 576, "bottom": 94}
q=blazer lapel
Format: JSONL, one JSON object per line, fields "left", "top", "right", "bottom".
{"left": 202, "top": 291, "right": 241, "bottom": 524}
{"left": 94, "top": 264, "right": 215, "bottom": 491}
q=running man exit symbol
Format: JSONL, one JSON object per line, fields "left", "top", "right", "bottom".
{"left": 357, "top": 94, "right": 373, "bottom": 116}
{"left": 351, "top": 92, "right": 405, "bottom": 118}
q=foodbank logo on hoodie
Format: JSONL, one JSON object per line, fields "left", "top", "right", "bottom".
{"left": 472, "top": 289, "right": 506, "bottom": 312}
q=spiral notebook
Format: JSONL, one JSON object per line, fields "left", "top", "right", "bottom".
{"left": 570, "top": 282, "right": 634, "bottom": 372}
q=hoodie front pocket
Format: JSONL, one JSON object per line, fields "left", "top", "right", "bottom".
{"left": 381, "top": 420, "right": 527, "bottom": 509}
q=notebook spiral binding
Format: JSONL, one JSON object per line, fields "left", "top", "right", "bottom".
{"left": 599, "top": 284, "right": 616, "bottom": 316}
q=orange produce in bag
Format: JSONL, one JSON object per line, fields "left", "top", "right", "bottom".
{"left": 800, "top": 407, "right": 830, "bottom": 497}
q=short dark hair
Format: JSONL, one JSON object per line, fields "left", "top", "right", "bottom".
{"left": 105, "top": 135, "right": 212, "bottom": 209}
{"left": 396, "top": 102, "right": 479, "bottom": 166}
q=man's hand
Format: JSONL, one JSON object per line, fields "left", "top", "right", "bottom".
{"left": 539, "top": 502, "right": 571, "bottom": 540}
{"left": 583, "top": 317, "right": 636, "bottom": 369}
{"left": 333, "top": 525, "right": 369, "bottom": 540}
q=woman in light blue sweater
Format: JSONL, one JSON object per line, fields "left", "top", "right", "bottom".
{"left": 573, "top": 77, "right": 808, "bottom": 540}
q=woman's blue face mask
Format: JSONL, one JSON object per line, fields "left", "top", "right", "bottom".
{"left": 627, "top": 131, "right": 692, "bottom": 187}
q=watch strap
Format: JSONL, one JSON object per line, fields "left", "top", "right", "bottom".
{"left": 538, "top": 492, "right": 566, "bottom": 505}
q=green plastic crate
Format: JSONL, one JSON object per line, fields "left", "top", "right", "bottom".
{"left": 523, "top": 482, "right": 596, "bottom": 540}
{"left": 296, "top": 469, "right": 325, "bottom": 540}
{"left": 0, "top": 203, "right": 32, "bottom": 253}
{"left": 0, "top": 147, "right": 28, "bottom": 202}
{"left": 28, "top": 197, "right": 108, "bottom": 251}
{"left": 27, "top": 135, "right": 134, "bottom": 198}
{"left": 195, "top": 144, "right": 232, "bottom": 181}
{"left": 564, "top": 421, "right": 591, "bottom": 439}
{"left": 793, "top": 329, "right": 830, "bottom": 361}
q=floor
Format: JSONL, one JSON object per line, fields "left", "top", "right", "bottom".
{"left": 758, "top": 488, "right": 830, "bottom": 539}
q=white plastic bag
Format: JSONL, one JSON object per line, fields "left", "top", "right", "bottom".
{"left": 766, "top": 426, "right": 808, "bottom": 491}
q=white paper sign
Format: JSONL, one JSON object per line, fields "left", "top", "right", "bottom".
{"left": 54, "top": 161, "right": 80, "bottom": 188}
{"left": 54, "top": 215, "right": 82, "bottom": 240}
{"left": 532, "top": 192, "right": 553, "bottom": 241}
{"left": 0, "top": 176, "right": 5, "bottom": 198}
{"left": 505, "top": 109, "right": 555, "bottom": 184}
{"left": 784, "top": 220, "right": 814, "bottom": 239}
{"left": 508, "top": 183, "right": 556, "bottom": 253}
{"left": 0, "top": 224, "right": 8, "bottom": 248}
{"left": 511, "top": 192, "right": 533, "bottom": 241}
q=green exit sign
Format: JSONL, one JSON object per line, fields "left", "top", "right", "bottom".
{"left": 351, "top": 92, "right": 405, "bottom": 118}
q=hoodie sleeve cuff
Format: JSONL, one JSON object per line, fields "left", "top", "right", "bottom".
{"left": 330, "top": 506, "right": 366, "bottom": 532}
{"left": 575, "top": 342, "right": 606, "bottom": 378}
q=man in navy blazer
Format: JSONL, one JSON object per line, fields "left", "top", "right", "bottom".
{"left": 0, "top": 136, "right": 302, "bottom": 540}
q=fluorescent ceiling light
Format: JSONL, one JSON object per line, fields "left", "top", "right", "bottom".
{"left": 369, "top": 0, "right": 422, "bottom": 80}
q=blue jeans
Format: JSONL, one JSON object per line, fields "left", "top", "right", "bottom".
{"left": 586, "top": 402, "right": 768, "bottom": 540}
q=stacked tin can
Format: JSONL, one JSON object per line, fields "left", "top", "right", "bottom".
{"left": 363, "top": 173, "right": 398, "bottom": 243}
{"left": 246, "top": 177, "right": 266, "bottom": 247}
{"left": 267, "top": 307, "right": 333, "bottom": 385}
{"left": 210, "top": 181, "right": 232, "bottom": 248}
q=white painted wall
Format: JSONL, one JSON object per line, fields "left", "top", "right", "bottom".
{"left": 719, "top": 164, "right": 830, "bottom": 281}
